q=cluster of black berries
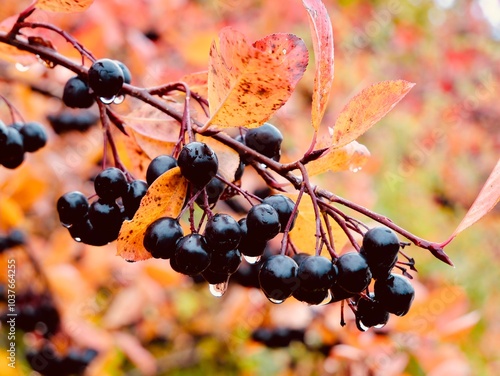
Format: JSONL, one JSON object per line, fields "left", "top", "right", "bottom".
{"left": 251, "top": 327, "right": 305, "bottom": 348}
{"left": 26, "top": 343, "right": 98, "bottom": 376}
{"left": 256, "top": 227, "right": 415, "bottom": 331}
{"left": 0, "top": 229, "right": 25, "bottom": 253}
{"left": 0, "top": 120, "right": 47, "bottom": 169}
{"left": 57, "top": 167, "right": 147, "bottom": 246}
{"left": 62, "top": 58, "right": 131, "bottom": 108}
{"left": 47, "top": 110, "right": 99, "bottom": 134}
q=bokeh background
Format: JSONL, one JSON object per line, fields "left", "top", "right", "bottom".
{"left": 0, "top": 0, "right": 499, "bottom": 374}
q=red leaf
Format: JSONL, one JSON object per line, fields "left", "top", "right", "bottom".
{"left": 302, "top": 0, "right": 334, "bottom": 131}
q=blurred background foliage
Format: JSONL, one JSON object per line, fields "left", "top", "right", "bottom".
{"left": 0, "top": 0, "right": 498, "bottom": 375}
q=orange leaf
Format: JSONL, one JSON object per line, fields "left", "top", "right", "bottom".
{"left": 304, "top": 141, "right": 370, "bottom": 176}
{"left": 36, "top": 0, "right": 94, "bottom": 12}
{"left": 117, "top": 167, "right": 188, "bottom": 262}
{"left": 207, "top": 28, "right": 308, "bottom": 128}
{"left": 332, "top": 80, "right": 415, "bottom": 147}
{"left": 180, "top": 71, "right": 209, "bottom": 99}
{"left": 448, "top": 158, "right": 500, "bottom": 240}
{"left": 302, "top": 0, "right": 334, "bottom": 131}
{"left": 198, "top": 135, "right": 240, "bottom": 182}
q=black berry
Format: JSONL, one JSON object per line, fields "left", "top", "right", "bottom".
{"left": 246, "top": 203, "right": 281, "bottom": 241}
{"left": 122, "top": 179, "right": 148, "bottom": 219}
{"left": 94, "top": 167, "right": 128, "bottom": 202}
{"left": 361, "top": 227, "right": 400, "bottom": 280}
{"left": 195, "top": 177, "right": 225, "bottom": 207}
{"left": 88, "top": 58, "right": 124, "bottom": 98}
{"left": 244, "top": 123, "right": 283, "bottom": 162}
{"left": 62, "top": 76, "right": 95, "bottom": 108}
{"left": 293, "top": 286, "right": 330, "bottom": 305}
{"left": 87, "top": 199, "right": 122, "bottom": 229}
{"left": 173, "top": 233, "right": 212, "bottom": 276}
{"left": 237, "top": 218, "right": 268, "bottom": 257}
{"left": 374, "top": 274, "right": 415, "bottom": 316}
{"left": 208, "top": 248, "right": 242, "bottom": 275}
{"left": 297, "top": 255, "right": 337, "bottom": 291}
{"left": 57, "top": 191, "right": 89, "bottom": 225}
{"left": 0, "top": 121, "right": 7, "bottom": 145}
{"left": 336, "top": 252, "right": 372, "bottom": 293}
{"left": 0, "top": 127, "right": 24, "bottom": 169}
{"left": 114, "top": 60, "right": 132, "bottom": 84}
{"left": 204, "top": 213, "right": 242, "bottom": 252}
{"left": 355, "top": 293, "right": 390, "bottom": 331}
{"left": 262, "top": 194, "right": 297, "bottom": 232}
{"left": 258, "top": 255, "right": 299, "bottom": 302}
{"left": 146, "top": 155, "right": 177, "bottom": 185}
{"left": 143, "top": 217, "right": 183, "bottom": 259}
{"left": 47, "top": 111, "right": 99, "bottom": 134}
{"left": 178, "top": 142, "right": 218, "bottom": 187}
{"left": 19, "top": 122, "right": 47, "bottom": 153}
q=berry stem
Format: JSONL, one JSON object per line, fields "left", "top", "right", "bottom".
{"left": 0, "top": 94, "right": 25, "bottom": 123}
{"left": 215, "top": 174, "right": 260, "bottom": 205}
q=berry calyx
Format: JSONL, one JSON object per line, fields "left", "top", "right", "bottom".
{"left": 19, "top": 122, "right": 47, "bottom": 153}
{"left": 361, "top": 227, "right": 400, "bottom": 280}
{"left": 57, "top": 191, "right": 89, "bottom": 226}
{"left": 336, "top": 252, "right": 372, "bottom": 293}
{"left": 94, "top": 167, "right": 128, "bottom": 202}
{"left": 145, "top": 155, "right": 177, "bottom": 186}
{"left": 244, "top": 123, "right": 283, "bottom": 162}
{"left": 258, "top": 255, "right": 299, "bottom": 302}
{"left": 374, "top": 273, "right": 415, "bottom": 316}
{"left": 246, "top": 203, "right": 281, "bottom": 241}
{"left": 178, "top": 142, "right": 218, "bottom": 188}
{"left": 88, "top": 58, "right": 124, "bottom": 98}
{"left": 173, "top": 233, "right": 212, "bottom": 276}
{"left": 204, "top": 213, "right": 242, "bottom": 252}
{"left": 143, "top": 217, "right": 184, "bottom": 259}
{"left": 62, "top": 76, "right": 95, "bottom": 108}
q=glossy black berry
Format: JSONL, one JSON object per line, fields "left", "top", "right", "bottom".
{"left": 0, "top": 127, "right": 24, "bottom": 169}
{"left": 361, "top": 227, "right": 400, "bottom": 280}
{"left": 57, "top": 191, "right": 89, "bottom": 225}
{"left": 146, "top": 155, "right": 177, "bottom": 185}
{"left": 62, "top": 76, "right": 95, "bottom": 108}
{"left": 329, "top": 283, "right": 355, "bottom": 302}
{"left": 143, "top": 217, "right": 183, "bottom": 259}
{"left": 122, "top": 179, "right": 148, "bottom": 219}
{"left": 258, "top": 255, "right": 299, "bottom": 302}
{"left": 114, "top": 60, "right": 132, "bottom": 84}
{"left": 202, "top": 268, "right": 229, "bottom": 284}
{"left": 174, "top": 233, "right": 211, "bottom": 276}
{"left": 178, "top": 142, "right": 218, "bottom": 187}
{"left": 355, "top": 293, "right": 390, "bottom": 331}
{"left": 88, "top": 58, "right": 124, "bottom": 98}
{"left": 204, "top": 213, "right": 242, "bottom": 252}
{"left": 293, "top": 286, "right": 330, "bottom": 305}
{"left": 262, "top": 194, "right": 297, "bottom": 232}
{"left": 195, "top": 178, "right": 225, "bottom": 207}
{"left": 208, "top": 248, "right": 242, "bottom": 275}
{"left": 88, "top": 199, "right": 122, "bottom": 229}
{"left": 246, "top": 203, "right": 280, "bottom": 241}
{"left": 252, "top": 327, "right": 305, "bottom": 348}
{"left": 244, "top": 123, "right": 283, "bottom": 162}
{"left": 237, "top": 218, "right": 268, "bottom": 257}
{"left": 19, "top": 122, "right": 47, "bottom": 153}
{"left": 336, "top": 252, "right": 372, "bottom": 294}
{"left": 0, "top": 121, "right": 7, "bottom": 145}
{"left": 374, "top": 274, "right": 415, "bottom": 316}
{"left": 298, "top": 255, "right": 338, "bottom": 291}
{"left": 47, "top": 111, "right": 99, "bottom": 134}
{"left": 94, "top": 167, "right": 128, "bottom": 202}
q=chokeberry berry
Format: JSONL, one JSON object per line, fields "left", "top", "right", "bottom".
{"left": 329, "top": 283, "right": 355, "bottom": 302}
{"left": 262, "top": 194, "right": 297, "bottom": 232}
{"left": 62, "top": 76, "right": 95, "bottom": 108}
{"left": 293, "top": 286, "right": 330, "bottom": 305}
{"left": 355, "top": 293, "right": 390, "bottom": 331}
{"left": 57, "top": 191, "right": 89, "bottom": 226}
{"left": 361, "top": 227, "right": 400, "bottom": 280}
{"left": 178, "top": 142, "right": 218, "bottom": 187}
{"left": 237, "top": 218, "right": 268, "bottom": 257}
{"left": 94, "top": 167, "right": 128, "bottom": 202}
{"left": 244, "top": 123, "right": 283, "bottom": 162}
{"left": 0, "top": 121, "right": 9, "bottom": 145}
{"left": 146, "top": 155, "right": 177, "bottom": 185}
{"left": 0, "top": 127, "right": 24, "bottom": 169}
{"left": 374, "top": 273, "right": 415, "bottom": 316}
{"left": 208, "top": 248, "right": 242, "bottom": 275}
{"left": 202, "top": 268, "right": 229, "bottom": 284}
{"left": 336, "top": 252, "right": 372, "bottom": 294}
{"left": 204, "top": 213, "right": 242, "bottom": 252}
{"left": 297, "top": 255, "right": 338, "bottom": 291}
{"left": 19, "top": 122, "right": 47, "bottom": 153}
{"left": 122, "top": 179, "right": 148, "bottom": 219}
{"left": 88, "top": 199, "right": 122, "bottom": 229}
{"left": 88, "top": 58, "right": 124, "bottom": 98}
{"left": 258, "top": 255, "right": 299, "bottom": 302}
{"left": 114, "top": 60, "right": 132, "bottom": 84}
{"left": 143, "top": 217, "right": 183, "bottom": 259}
{"left": 47, "top": 111, "right": 99, "bottom": 134}
{"left": 174, "top": 233, "right": 212, "bottom": 276}
{"left": 246, "top": 203, "right": 281, "bottom": 241}
{"left": 195, "top": 178, "right": 225, "bottom": 207}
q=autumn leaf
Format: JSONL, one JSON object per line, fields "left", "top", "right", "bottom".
{"left": 332, "top": 80, "right": 415, "bottom": 147}
{"left": 446, "top": 158, "right": 500, "bottom": 242}
{"left": 181, "top": 71, "right": 209, "bottom": 99}
{"left": 198, "top": 135, "right": 240, "bottom": 182}
{"left": 36, "top": 0, "right": 94, "bottom": 12}
{"left": 207, "top": 28, "right": 308, "bottom": 129}
{"left": 117, "top": 167, "right": 188, "bottom": 262}
{"left": 304, "top": 141, "right": 370, "bottom": 176}
{"left": 302, "top": 0, "right": 334, "bottom": 131}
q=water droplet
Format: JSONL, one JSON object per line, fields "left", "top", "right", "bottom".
{"left": 282, "top": 48, "right": 287, "bottom": 54}
{"left": 349, "top": 164, "right": 363, "bottom": 173}
{"left": 374, "top": 323, "right": 386, "bottom": 329}
{"left": 113, "top": 95, "right": 125, "bottom": 104}
{"left": 356, "top": 319, "right": 370, "bottom": 332}
{"left": 61, "top": 222, "right": 72, "bottom": 229}
{"left": 318, "top": 290, "right": 333, "bottom": 306}
{"left": 209, "top": 281, "right": 228, "bottom": 297}
{"left": 268, "top": 297, "right": 284, "bottom": 304}
{"left": 15, "top": 62, "right": 30, "bottom": 72}
{"left": 36, "top": 55, "right": 55, "bottom": 68}
{"left": 243, "top": 255, "right": 261, "bottom": 264}
{"left": 99, "top": 96, "right": 116, "bottom": 104}
{"left": 73, "top": 237, "right": 82, "bottom": 242}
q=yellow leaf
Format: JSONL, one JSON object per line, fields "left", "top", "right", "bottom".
{"left": 207, "top": 28, "right": 308, "bottom": 129}
{"left": 332, "top": 80, "right": 415, "bottom": 147}
{"left": 198, "top": 135, "right": 240, "bottom": 182}
{"left": 117, "top": 167, "right": 188, "bottom": 262}
{"left": 305, "top": 141, "right": 370, "bottom": 176}
{"left": 36, "top": 0, "right": 94, "bottom": 12}
{"left": 181, "top": 71, "right": 209, "bottom": 99}
{"left": 287, "top": 193, "right": 347, "bottom": 254}
{"left": 302, "top": 0, "right": 334, "bottom": 131}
